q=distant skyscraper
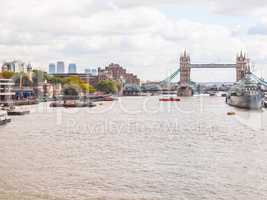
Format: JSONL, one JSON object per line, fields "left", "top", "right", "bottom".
{"left": 91, "top": 69, "right": 97, "bottom": 76}
{"left": 85, "top": 68, "right": 90, "bottom": 74}
{"left": 68, "top": 63, "right": 77, "bottom": 73}
{"left": 57, "top": 61, "right": 65, "bottom": 73}
{"left": 2, "top": 61, "right": 26, "bottom": 73}
{"left": 48, "top": 63, "right": 56, "bottom": 74}
{"left": 85, "top": 68, "right": 97, "bottom": 76}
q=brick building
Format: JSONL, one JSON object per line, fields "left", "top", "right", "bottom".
{"left": 99, "top": 63, "right": 140, "bottom": 85}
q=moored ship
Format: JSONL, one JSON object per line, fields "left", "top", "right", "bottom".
{"left": 226, "top": 73, "right": 264, "bottom": 109}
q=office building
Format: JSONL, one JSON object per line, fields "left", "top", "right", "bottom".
{"left": 57, "top": 61, "right": 65, "bottom": 73}
{"left": 85, "top": 68, "right": 97, "bottom": 76}
{"left": 2, "top": 61, "right": 30, "bottom": 73}
{"left": 68, "top": 63, "right": 77, "bottom": 73}
{"left": 48, "top": 63, "right": 56, "bottom": 74}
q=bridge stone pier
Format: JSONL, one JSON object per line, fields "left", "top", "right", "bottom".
{"left": 177, "top": 50, "right": 249, "bottom": 96}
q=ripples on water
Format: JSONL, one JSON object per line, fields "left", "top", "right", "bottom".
{"left": 0, "top": 96, "right": 267, "bottom": 200}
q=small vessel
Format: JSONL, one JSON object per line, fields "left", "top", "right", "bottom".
{"left": 103, "top": 96, "right": 117, "bottom": 101}
{"left": 87, "top": 94, "right": 116, "bottom": 102}
{"left": 227, "top": 111, "right": 236, "bottom": 116}
{"left": 207, "top": 91, "right": 216, "bottom": 96}
{"left": 50, "top": 102, "right": 96, "bottom": 108}
{"left": 0, "top": 110, "right": 11, "bottom": 125}
{"left": 159, "top": 97, "right": 181, "bottom": 102}
{"left": 7, "top": 110, "right": 30, "bottom": 116}
{"left": 1, "top": 106, "right": 30, "bottom": 116}
{"left": 226, "top": 73, "right": 264, "bottom": 109}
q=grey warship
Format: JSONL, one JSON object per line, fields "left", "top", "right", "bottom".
{"left": 226, "top": 69, "right": 264, "bottom": 109}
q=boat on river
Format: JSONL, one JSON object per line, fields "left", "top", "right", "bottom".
{"left": 1, "top": 106, "right": 30, "bottom": 116}
{"left": 159, "top": 97, "right": 181, "bottom": 102}
{"left": 226, "top": 73, "right": 264, "bottom": 109}
{"left": 0, "top": 110, "right": 11, "bottom": 125}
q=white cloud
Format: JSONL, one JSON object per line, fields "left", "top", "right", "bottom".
{"left": 1, "top": 0, "right": 267, "bottom": 81}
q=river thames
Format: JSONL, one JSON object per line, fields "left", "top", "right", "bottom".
{"left": 1, "top": 96, "right": 267, "bottom": 200}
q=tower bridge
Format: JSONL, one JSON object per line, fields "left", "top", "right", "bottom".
{"left": 179, "top": 50, "right": 248, "bottom": 82}
{"left": 142, "top": 50, "right": 267, "bottom": 95}
{"left": 177, "top": 50, "right": 249, "bottom": 96}
{"left": 156, "top": 50, "right": 255, "bottom": 96}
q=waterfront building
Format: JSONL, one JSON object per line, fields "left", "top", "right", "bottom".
{"left": 57, "top": 61, "right": 65, "bottom": 73}
{"left": 2, "top": 60, "right": 32, "bottom": 73}
{"left": 48, "top": 63, "right": 56, "bottom": 74}
{"left": 68, "top": 63, "right": 77, "bottom": 74}
{"left": 123, "top": 84, "right": 142, "bottom": 96}
{"left": 98, "top": 63, "right": 140, "bottom": 85}
{"left": 43, "top": 82, "right": 62, "bottom": 98}
{"left": 105, "top": 63, "right": 127, "bottom": 80}
{"left": 124, "top": 73, "right": 140, "bottom": 85}
{"left": 12, "top": 86, "right": 34, "bottom": 99}
{"left": 0, "top": 79, "right": 15, "bottom": 104}
{"left": 97, "top": 68, "right": 113, "bottom": 81}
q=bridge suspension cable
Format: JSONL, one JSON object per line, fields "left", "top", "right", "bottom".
{"left": 161, "top": 68, "right": 180, "bottom": 83}
{"left": 250, "top": 73, "right": 267, "bottom": 87}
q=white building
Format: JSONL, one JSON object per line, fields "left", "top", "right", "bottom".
{"left": 2, "top": 60, "right": 32, "bottom": 73}
{"left": 0, "top": 79, "right": 15, "bottom": 104}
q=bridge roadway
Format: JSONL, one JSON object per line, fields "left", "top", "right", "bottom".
{"left": 189, "top": 64, "right": 236, "bottom": 68}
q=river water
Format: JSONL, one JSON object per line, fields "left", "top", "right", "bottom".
{"left": 1, "top": 96, "right": 267, "bottom": 200}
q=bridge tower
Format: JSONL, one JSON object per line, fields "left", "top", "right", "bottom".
{"left": 180, "top": 50, "right": 191, "bottom": 83}
{"left": 236, "top": 51, "right": 249, "bottom": 81}
{"left": 178, "top": 50, "right": 193, "bottom": 96}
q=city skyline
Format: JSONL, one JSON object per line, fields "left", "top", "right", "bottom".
{"left": 48, "top": 61, "right": 98, "bottom": 75}
{"left": 1, "top": 1, "right": 267, "bottom": 81}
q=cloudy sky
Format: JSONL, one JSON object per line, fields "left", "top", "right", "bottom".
{"left": 1, "top": 0, "right": 267, "bottom": 82}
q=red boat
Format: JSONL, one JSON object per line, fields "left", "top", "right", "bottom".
{"left": 159, "top": 97, "right": 181, "bottom": 102}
